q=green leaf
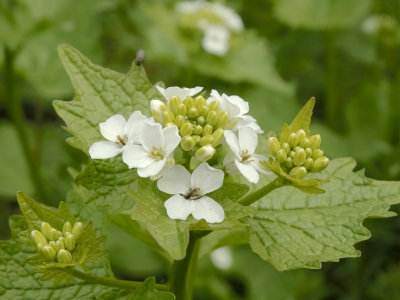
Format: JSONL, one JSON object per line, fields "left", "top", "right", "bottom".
{"left": 246, "top": 158, "right": 400, "bottom": 271}
{"left": 53, "top": 44, "right": 159, "bottom": 153}
{"left": 127, "top": 277, "right": 175, "bottom": 300}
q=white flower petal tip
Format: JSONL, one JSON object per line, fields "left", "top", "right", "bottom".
{"left": 192, "top": 196, "right": 225, "bottom": 223}
{"left": 156, "top": 85, "right": 203, "bottom": 101}
{"left": 202, "top": 25, "right": 230, "bottom": 56}
{"left": 210, "top": 247, "right": 233, "bottom": 270}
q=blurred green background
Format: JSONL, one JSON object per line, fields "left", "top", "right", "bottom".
{"left": 1, "top": 0, "right": 400, "bottom": 299}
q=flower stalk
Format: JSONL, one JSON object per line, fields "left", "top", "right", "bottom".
{"left": 239, "top": 177, "right": 284, "bottom": 206}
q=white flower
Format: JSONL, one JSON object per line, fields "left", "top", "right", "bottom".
{"left": 122, "top": 122, "right": 181, "bottom": 177}
{"left": 211, "top": 2, "right": 243, "bottom": 32}
{"left": 224, "top": 127, "right": 268, "bottom": 184}
{"left": 200, "top": 23, "right": 230, "bottom": 56}
{"left": 176, "top": 0, "right": 205, "bottom": 14}
{"left": 157, "top": 163, "right": 225, "bottom": 223}
{"left": 89, "top": 112, "right": 147, "bottom": 159}
{"left": 155, "top": 85, "right": 203, "bottom": 102}
{"left": 210, "top": 247, "right": 233, "bottom": 270}
{"left": 208, "top": 90, "right": 263, "bottom": 133}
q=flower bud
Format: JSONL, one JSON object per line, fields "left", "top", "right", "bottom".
{"left": 65, "top": 233, "right": 76, "bottom": 251}
{"left": 169, "top": 96, "right": 181, "bottom": 115}
{"left": 268, "top": 137, "right": 281, "bottom": 156}
{"left": 183, "top": 96, "right": 194, "bottom": 109}
{"left": 300, "top": 138, "right": 310, "bottom": 148}
{"left": 165, "top": 122, "right": 175, "bottom": 127}
{"left": 216, "top": 111, "right": 228, "bottom": 129}
{"left": 57, "top": 249, "right": 72, "bottom": 264}
{"left": 181, "top": 136, "right": 196, "bottom": 151}
{"left": 276, "top": 149, "right": 287, "bottom": 163}
{"left": 311, "top": 149, "right": 324, "bottom": 160}
{"left": 41, "top": 222, "right": 53, "bottom": 241}
{"left": 177, "top": 103, "right": 187, "bottom": 116}
{"left": 286, "top": 157, "right": 294, "bottom": 168}
{"left": 63, "top": 222, "right": 72, "bottom": 237}
{"left": 293, "top": 148, "right": 306, "bottom": 166}
{"left": 225, "top": 119, "right": 238, "bottom": 130}
{"left": 41, "top": 245, "right": 56, "bottom": 260}
{"left": 150, "top": 100, "right": 166, "bottom": 124}
{"left": 49, "top": 241, "right": 62, "bottom": 252}
{"left": 31, "top": 230, "right": 47, "bottom": 249}
{"left": 289, "top": 166, "right": 307, "bottom": 179}
{"left": 309, "top": 134, "right": 321, "bottom": 149}
{"left": 193, "top": 125, "right": 203, "bottom": 135}
{"left": 296, "top": 129, "right": 306, "bottom": 144}
{"left": 72, "top": 222, "right": 84, "bottom": 240}
{"left": 195, "top": 145, "right": 216, "bottom": 162}
{"left": 180, "top": 122, "right": 193, "bottom": 136}
{"left": 212, "top": 128, "right": 224, "bottom": 147}
{"left": 198, "top": 106, "right": 209, "bottom": 117}
{"left": 55, "top": 239, "right": 65, "bottom": 252}
{"left": 304, "top": 157, "right": 313, "bottom": 170}
{"left": 199, "top": 135, "right": 214, "bottom": 146}
{"left": 206, "top": 111, "right": 217, "bottom": 126}
{"left": 311, "top": 156, "right": 329, "bottom": 172}
{"left": 281, "top": 142, "right": 290, "bottom": 154}
{"left": 305, "top": 147, "right": 313, "bottom": 157}
{"left": 50, "top": 228, "right": 62, "bottom": 241}
{"left": 202, "top": 124, "right": 213, "bottom": 136}
{"left": 197, "top": 116, "right": 206, "bottom": 125}
{"left": 192, "top": 135, "right": 201, "bottom": 143}
{"left": 163, "top": 110, "right": 175, "bottom": 124}
{"left": 187, "top": 107, "right": 198, "bottom": 119}
{"left": 195, "top": 96, "right": 206, "bottom": 109}
{"left": 175, "top": 115, "right": 185, "bottom": 128}
{"left": 289, "top": 151, "right": 295, "bottom": 158}
{"left": 208, "top": 101, "right": 219, "bottom": 111}
{"left": 288, "top": 133, "right": 299, "bottom": 148}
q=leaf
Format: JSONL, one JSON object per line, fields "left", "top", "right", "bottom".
{"left": 53, "top": 44, "right": 159, "bottom": 153}
{"left": 127, "top": 277, "right": 175, "bottom": 300}
{"left": 0, "top": 216, "right": 127, "bottom": 300}
{"left": 246, "top": 158, "right": 400, "bottom": 271}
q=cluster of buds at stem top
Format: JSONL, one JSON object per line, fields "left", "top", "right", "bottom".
{"left": 268, "top": 129, "right": 329, "bottom": 179}
{"left": 151, "top": 95, "right": 236, "bottom": 162}
{"left": 31, "top": 221, "right": 83, "bottom": 264}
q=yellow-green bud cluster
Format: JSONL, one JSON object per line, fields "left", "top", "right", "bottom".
{"left": 268, "top": 129, "right": 329, "bottom": 179}
{"left": 152, "top": 95, "right": 236, "bottom": 161}
{"left": 31, "top": 221, "right": 83, "bottom": 264}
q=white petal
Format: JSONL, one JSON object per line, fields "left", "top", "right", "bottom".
{"left": 125, "top": 111, "right": 147, "bottom": 144}
{"left": 202, "top": 25, "right": 230, "bottom": 56}
{"left": 137, "top": 159, "right": 166, "bottom": 178}
{"left": 235, "top": 115, "right": 263, "bottom": 134}
{"left": 211, "top": 2, "right": 243, "bottom": 32}
{"left": 192, "top": 196, "right": 225, "bottom": 223}
{"left": 207, "top": 89, "right": 222, "bottom": 104}
{"left": 163, "top": 86, "right": 203, "bottom": 101}
{"left": 122, "top": 145, "right": 153, "bottom": 169}
{"left": 238, "top": 127, "right": 258, "bottom": 154}
{"left": 140, "top": 122, "right": 164, "bottom": 152}
{"left": 89, "top": 141, "right": 122, "bottom": 159}
{"left": 228, "top": 95, "right": 249, "bottom": 114}
{"left": 224, "top": 130, "right": 241, "bottom": 158}
{"left": 176, "top": 1, "right": 205, "bottom": 14}
{"left": 250, "top": 154, "right": 270, "bottom": 175}
{"left": 223, "top": 153, "right": 239, "bottom": 175}
{"left": 164, "top": 194, "right": 195, "bottom": 221}
{"left": 219, "top": 94, "right": 241, "bottom": 117}
{"left": 155, "top": 85, "right": 166, "bottom": 97}
{"left": 235, "top": 160, "right": 259, "bottom": 184}
{"left": 210, "top": 247, "right": 233, "bottom": 270}
{"left": 99, "top": 114, "right": 126, "bottom": 142}
{"left": 191, "top": 163, "right": 224, "bottom": 195}
{"left": 157, "top": 165, "right": 191, "bottom": 195}
{"left": 163, "top": 126, "right": 181, "bottom": 155}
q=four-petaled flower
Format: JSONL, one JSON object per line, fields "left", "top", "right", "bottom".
{"left": 122, "top": 122, "right": 181, "bottom": 177}
{"left": 224, "top": 127, "right": 268, "bottom": 184}
{"left": 157, "top": 163, "right": 225, "bottom": 223}
{"left": 89, "top": 112, "right": 147, "bottom": 159}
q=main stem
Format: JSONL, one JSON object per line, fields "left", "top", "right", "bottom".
{"left": 169, "top": 231, "right": 204, "bottom": 300}
{"left": 239, "top": 177, "right": 283, "bottom": 206}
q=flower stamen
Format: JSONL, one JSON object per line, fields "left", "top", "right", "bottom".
{"left": 116, "top": 135, "right": 127, "bottom": 146}
{"left": 149, "top": 146, "right": 165, "bottom": 160}
{"left": 184, "top": 187, "right": 200, "bottom": 199}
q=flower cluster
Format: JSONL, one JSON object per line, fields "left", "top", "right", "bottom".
{"left": 31, "top": 221, "right": 83, "bottom": 264}
{"left": 89, "top": 86, "right": 266, "bottom": 223}
{"left": 176, "top": 0, "right": 244, "bottom": 56}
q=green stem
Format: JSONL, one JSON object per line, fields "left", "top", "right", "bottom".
{"left": 238, "top": 177, "right": 283, "bottom": 206}
{"left": 169, "top": 231, "right": 205, "bottom": 300}
{"left": 3, "top": 47, "right": 47, "bottom": 201}
{"left": 68, "top": 268, "right": 169, "bottom": 291}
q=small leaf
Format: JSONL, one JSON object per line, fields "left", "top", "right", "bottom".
{"left": 127, "top": 277, "right": 175, "bottom": 300}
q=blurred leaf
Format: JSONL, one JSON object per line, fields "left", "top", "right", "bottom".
{"left": 368, "top": 264, "right": 400, "bottom": 299}
{"left": 127, "top": 277, "right": 175, "bottom": 299}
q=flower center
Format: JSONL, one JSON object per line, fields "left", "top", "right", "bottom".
{"left": 184, "top": 187, "right": 200, "bottom": 200}
{"left": 149, "top": 146, "right": 165, "bottom": 160}
{"left": 240, "top": 149, "right": 252, "bottom": 162}
{"left": 116, "top": 135, "right": 127, "bottom": 146}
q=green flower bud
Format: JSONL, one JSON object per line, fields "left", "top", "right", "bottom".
{"left": 41, "top": 245, "right": 56, "bottom": 260}
{"left": 163, "top": 110, "right": 175, "bottom": 124}
{"left": 63, "top": 222, "right": 72, "bottom": 237}
{"left": 57, "top": 249, "right": 72, "bottom": 264}
{"left": 50, "top": 228, "right": 62, "bottom": 241}
{"left": 195, "top": 145, "right": 216, "bottom": 162}
{"left": 65, "top": 233, "right": 76, "bottom": 251}
{"left": 197, "top": 116, "right": 206, "bottom": 125}
{"left": 72, "top": 222, "right": 84, "bottom": 240}
{"left": 225, "top": 119, "right": 238, "bottom": 130}
{"left": 31, "top": 230, "right": 47, "bottom": 250}
{"left": 289, "top": 151, "right": 295, "bottom": 158}
{"left": 180, "top": 122, "right": 193, "bottom": 136}
{"left": 187, "top": 107, "right": 198, "bottom": 119}
{"left": 216, "top": 111, "right": 229, "bottom": 129}
{"left": 311, "top": 156, "right": 329, "bottom": 172}
{"left": 304, "top": 157, "right": 313, "bottom": 170}
{"left": 199, "top": 135, "right": 214, "bottom": 146}
{"left": 286, "top": 157, "right": 294, "bottom": 168}
{"left": 293, "top": 148, "right": 306, "bottom": 166}
{"left": 309, "top": 134, "right": 321, "bottom": 149}
{"left": 177, "top": 103, "right": 187, "bottom": 116}
{"left": 165, "top": 122, "right": 175, "bottom": 127}
{"left": 169, "top": 96, "right": 181, "bottom": 114}
{"left": 195, "top": 96, "right": 206, "bottom": 109}
{"left": 206, "top": 111, "right": 217, "bottom": 126}
{"left": 181, "top": 136, "right": 196, "bottom": 151}
{"left": 55, "top": 239, "right": 65, "bottom": 252}
{"left": 289, "top": 166, "right": 307, "bottom": 179}
{"left": 296, "top": 129, "right": 306, "bottom": 144}
{"left": 192, "top": 135, "right": 201, "bottom": 143}
{"left": 300, "top": 138, "right": 310, "bottom": 148}
{"left": 193, "top": 125, "right": 203, "bottom": 135}
{"left": 198, "top": 106, "right": 209, "bottom": 117}
{"left": 212, "top": 128, "right": 224, "bottom": 147}
{"left": 276, "top": 149, "right": 287, "bottom": 163}
{"left": 183, "top": 96, "right": 194, "bottom": 109}
{"left": 208, "top": 101, "right": 219, "bottom": 111}
{"left": 175, "top": 115, "right": 185, "bottom": 128}
{"left": 281, "top": 142, "right": 290, "bottom": 154}
{"left": 41, "top": 222, "right": 53, "bottom": 241}
{"left": 305, "top": 147, "right": 313, "bottom": 157}
{"left": 49, "top": 241, "right": 60, "bottom": 252}
{"left": 311, "top": 149, "right": 324, "bottom": 160}
{"left": 151, "top": 100, "right": 166, "bottom": 124}
{"left": 268, "top": 137, "right": 281, "bottom": 156}
{"left": 288, "top": 132, "right": 299, "bottom": 148}
{"left": 202, "top": 124, "right": 213, "bottom": 136}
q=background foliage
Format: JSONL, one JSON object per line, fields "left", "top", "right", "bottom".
{"left": 1, "top": 0, "right": 400, "bottom": 299}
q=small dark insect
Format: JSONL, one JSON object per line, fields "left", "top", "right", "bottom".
{"left": 135, "top": 49, "right": 145, "bottom": 65}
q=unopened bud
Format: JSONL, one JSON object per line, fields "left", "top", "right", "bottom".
{"left": 208, "top": 101, "right": 219, "bottom": 111}
{"left": 286, "top": 157, "right": 294, "bottom": 168}
{"left": 166, "top": 157, "right": 175, "bottom": 167}
{"left": 276, "top": 149, "right": 287, "bottom": 163}
{"left": 181, "top": 136, "right": 196, "bottom": 151}
{"left": 309, "top": 134, "right": 321, "bottom": 149}
{"left": 305, "top": 147, "right": 313, "bottom": 157}
{"left": 202, "top": 124, "right": 213, "bottom": 136}
{"left": 187, "top": 107, "right": 198, "bottom": 119}
{"left": 293, "top": 149, "right": 306, "bottom": 166}
{"left": 195, "top": 145, "right": 216, "bottom": 162}
{"left": 180, "top": 122, "right": 193, "bottom": 136}
{"left": 55, "top": 239, "right": 65, "bottom": 252}
{"left": 165, "top": 122, "right": 175, "bottom": 127}
{"left": 311, "top": 156, "right": 329, "bottom": 172}
{"left": 192, "top": 135, "right": 201, "bottom": 143}
{"left": 300, "top": 138, "right": 310, "bottom": 148}
{"left": 296, "top": 129, "right": 306, "bottom": 144}
{"left": 304, "top": 157, "right": 313, "bottom": 170}
{"left": 289, "top": 166, "right": 307, "bottom": 179}
{"left": 199, "top": 135, "right": 214, "bottom": 146}
{"left": 206, "top": 111, "right": 217, "bottom": 126}
{"left": 193, "top": 125, "right": 203, "bottom": 135}
{"left": 311, "top": 149, "right": 324, "bottom": 160}
{"left": 57, "top": 249, "right": 72, "bottom": 264}
{"left": 216, "top": 111, "right": 228, "bottom": 129}
{"left": 183, "top": 96, "right": 194, "bottom": 109}
{"left": 177, "top": 103, "right": 187, "bottom": 116}
{"left": 72, "top": 222, "right": 84, "bottom": 240}
{"left": 268, "top": 137, "right": 281, "bottom": 156}
{"left": 175, "top": 115, "right": 185, "bottom": 128}
{"left": 288, "top": 133, "right": 299, "bottom": 148}
{"left": 163, "top": 110, "right": 175, "bottom": 124}
{"left": 63, "top": 222, "right": 72, "bottom": 237}
{"left": 49, "top": 241, "right": 61, "bottom": 252}
{"left": 198, "top": 106, "right": 209, "bottom": 117}
{"left": 31, "top": 230, "right": 47, "bottom": 249}
{"left": 41, "top": 222, "right": 53, "bottom": 241}
{"left": 197, "top": 116, "right": 206, "bottom": 125}
{"left": 65, "top": 233, "right": 76, "bottom": 251}
{"left": 281, "top": 142, "right": 290, "bottom": 153}
{"left": 212, "top": 128, "right": 224, "bottom": 147}
{"left": 150, "top": 100, "right": 166, "bottom": 124}
{"left": 50, "top": 228, "right": 62, "bottom": 241}
{"left": 41, "top": 245, "right": 56, "bottom": 260}
{"left": 195, "top": 96, "right": 206, "bottom": 109}
{"left": 169, "top": 96, "right": 181, "bottom": 115}
{"left": 289, "top": 151, "right": 295, "bottom": 158}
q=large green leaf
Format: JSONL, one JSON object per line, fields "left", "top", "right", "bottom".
{"left": 246, "top": 158, "right": 400, "bottom": 271}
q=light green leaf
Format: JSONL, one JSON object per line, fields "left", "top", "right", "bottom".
{"left": 246, "top": 158, "right": 400, "bottom": 271}
{"left": 127, "top": 277, "right": 175, "bottom": 300}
